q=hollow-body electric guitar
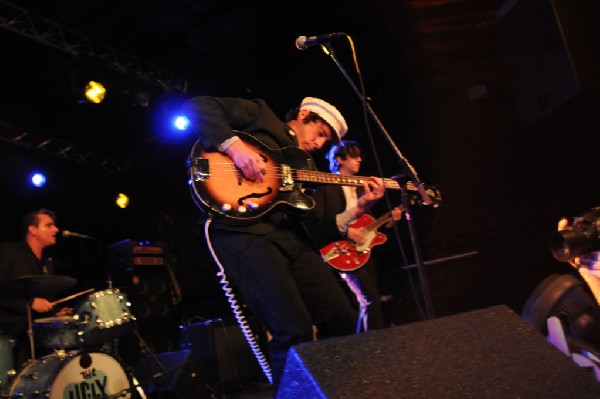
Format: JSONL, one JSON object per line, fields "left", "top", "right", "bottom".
{"left": 320, "top": 209, "right": 401, "bottom": 272}
{"left": 187, "top": 131, "right": 440, "bottom": 222}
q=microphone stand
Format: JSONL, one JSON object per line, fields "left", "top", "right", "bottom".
{"left": 319, "top": 42, "right": 435, "bottom": 320}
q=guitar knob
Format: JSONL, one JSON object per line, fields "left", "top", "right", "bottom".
{"left": 238, "top": 206, "right": 247, "bottom": 213}
{"left": 245, "top": 201, "right": 259, "bottom": 209}
{"left": 221, "top": 203, "right": 232, "bottom": 212}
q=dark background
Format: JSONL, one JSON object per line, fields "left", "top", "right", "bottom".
{"left": 1, "top": 0, "right": 599, "bottom": 346}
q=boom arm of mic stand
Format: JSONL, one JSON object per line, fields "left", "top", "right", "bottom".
{"left": 319, "top": 42, "right": 435, "bottom": 320}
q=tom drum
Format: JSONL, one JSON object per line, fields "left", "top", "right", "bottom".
{"left": 74, "top": 289, "right": 135, "bottom": 345}
{"left": 33, "top": 316, "right": 83, "bottom": 350}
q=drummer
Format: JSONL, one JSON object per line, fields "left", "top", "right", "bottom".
{"left": 0, "top": 208, "right": 74, "bottom": 373}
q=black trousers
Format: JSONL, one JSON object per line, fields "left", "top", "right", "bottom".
{"left": 208, "top": 227, "right": 357, "bottom": 393}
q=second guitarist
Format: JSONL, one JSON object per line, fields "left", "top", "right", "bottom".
{"left": 311, "top": 140, "right": 403, "bottom": 332}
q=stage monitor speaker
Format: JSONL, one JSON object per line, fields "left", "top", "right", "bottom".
{"left": 180, "top": 318, "right": 264, "bottom": 393}
{"left": 278, "top": 305, "right": 600, "bottom": 398}
{"left": 135, "top": 349, "right": 212, "bottom": 399}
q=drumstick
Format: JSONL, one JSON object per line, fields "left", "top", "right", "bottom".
{"left": 50, "top": 288, "right": 94, "bottom": 306}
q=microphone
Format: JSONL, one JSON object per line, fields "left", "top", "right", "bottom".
{"left": 295, "top": 32, "right": 346, "bottom": 50}
{"left": 62, "top": 230, "right": 94, "bottom": 239}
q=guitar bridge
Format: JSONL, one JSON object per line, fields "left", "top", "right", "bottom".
{"left": 280, "top": 164, "right": 294, "bottom": 192}
{"left": 191, "top": 158, "right": 209, "bottom": 182}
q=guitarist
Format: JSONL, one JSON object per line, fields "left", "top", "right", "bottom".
{"left": 311, "top": 141, "right": 403, "bottom": 331}
{"left": 181, "top": 96, "right": 387, "bottom": 393}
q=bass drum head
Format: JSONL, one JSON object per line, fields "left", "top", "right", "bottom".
{"left": 9, "top": 351, "right": 132, "bottom": 399}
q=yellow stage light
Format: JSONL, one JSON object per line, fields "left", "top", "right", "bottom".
{"left": 85, "top": 80, "right": 106, "bottom": 104}
{"left": 116, "top": 192, "right": 130, "bottom": 209}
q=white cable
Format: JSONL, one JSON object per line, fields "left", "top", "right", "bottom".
{"left": 340, "top": 272, "right": 371, "bottom": 333}
{"left": 203, "top": 218, "right": 273, "bottom": 384}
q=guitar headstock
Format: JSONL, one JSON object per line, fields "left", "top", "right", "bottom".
{"left": 410, "top": 184, "right": 442, "bottom": 208}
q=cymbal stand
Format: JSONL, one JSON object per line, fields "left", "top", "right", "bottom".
{"left": 26, "top": 298, "right": 35, "bottom": 362}
{"left": 104, "top": 376, "right": 148, "bottom": 399}
{"left": 131, "top": 328, "right": 171, "bottom": 397}
{"left": 132, "top": 328, "right": 165, "bottom": 372}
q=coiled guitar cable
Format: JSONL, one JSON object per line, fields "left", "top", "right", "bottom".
{"left": 203, "top": 217, "right": 273, "bottom": 385}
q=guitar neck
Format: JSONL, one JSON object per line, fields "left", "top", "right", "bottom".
{"left": 367, "top": 211, "right": 394, "bottom": 231}
{"left": 366, "top": 201, "right": 407, "bottom": 231}
{"left": 295, "top": 170, "right": 420, "bottom": 192}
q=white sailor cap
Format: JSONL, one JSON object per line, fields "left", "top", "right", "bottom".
{"left": 300, "top": 97, "right": 348, "bottom": 143}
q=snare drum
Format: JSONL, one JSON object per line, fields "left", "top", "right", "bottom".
{"left": 8, "top": 350, "right": 132, "bottom": 399}
{"left": 74, "top": 289, "right": 135, "bottom": 344}
{"left": 33, "top": 317, "right": 83, "bottom": 350}
{"left": 0, "top": 334, "right": 15, "bottom": 393}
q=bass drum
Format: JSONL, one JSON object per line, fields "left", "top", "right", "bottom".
{"left": 8, "top": 350, "right": 132, "bottom": 399}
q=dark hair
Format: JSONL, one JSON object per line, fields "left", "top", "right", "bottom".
{"left": 21, "top": 208, "right": 57, "bottom": 237}
{"left": 326, "top": 140, "right": 361, "bottom": 172}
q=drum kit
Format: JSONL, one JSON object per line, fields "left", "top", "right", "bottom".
{"left": 0, "top": 275, "right": 149, "bottom": 399}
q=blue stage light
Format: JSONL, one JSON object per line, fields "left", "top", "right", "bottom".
{"left": 149, "top": 93, "right": 192, "bottom": 142}
{"left": 174, "top": 115, "right": 190, "bottom": 131}
{"left": 30, "top": 172, "right": 47, "bottom": 188}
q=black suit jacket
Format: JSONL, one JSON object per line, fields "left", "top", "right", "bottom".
{"left": 0, "top": 241, "right": 54, "bottom": 334}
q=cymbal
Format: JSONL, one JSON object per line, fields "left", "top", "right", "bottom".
{"left": 0, "top": 275, "right": 77, "bottom": 300}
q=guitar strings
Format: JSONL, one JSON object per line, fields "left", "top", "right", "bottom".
{"left": 203, "top": 164, "right": 412, "bottom": 189}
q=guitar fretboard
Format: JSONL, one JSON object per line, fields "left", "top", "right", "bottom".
{"left": 295, "top": 170, "right": 421, "bottom": 192}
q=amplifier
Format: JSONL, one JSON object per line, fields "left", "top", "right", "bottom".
{"left": 106, "top": 239, "right": 164, "bottom": 270}
{"left": 180, "top": 318, "right": 264, "bottom": 393}
{"left": 106, "top": 239, "right": 181, "bottom": 326}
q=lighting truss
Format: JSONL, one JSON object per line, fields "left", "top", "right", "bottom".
{"left": 0, "top": 0, "right": 188, "bottom": 93}
{"left": 0, "top": 120, "right": 132, "bottom": 175}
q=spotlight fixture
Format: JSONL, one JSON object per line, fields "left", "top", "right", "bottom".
{"left": 84, "top": 80, "right": 106, "bottom": 104}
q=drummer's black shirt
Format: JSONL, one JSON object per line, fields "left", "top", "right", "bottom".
{"left": 0, "top": 241, "right": 54, "bottom": 334}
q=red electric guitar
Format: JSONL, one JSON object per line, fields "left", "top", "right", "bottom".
{"left": 320, "top": 208, "right": 401, "bottom": 272}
